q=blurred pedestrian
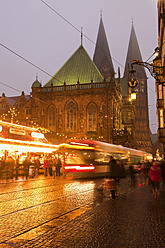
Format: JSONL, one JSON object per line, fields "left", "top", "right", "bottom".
{"left": 52, "top": 159, "right": 56, "bottom": 179}
{"left": 108, "top": 156, "right": 120, "bottom": 199}
{"left": 149, "top": 161, "right": 161, "bottom": 200}
{"left": 48, "top": 158, "right": 53, "bottom": 176}
{"left": 0, "top": 157, "right": 5, "bottom": 180}
{"left": 56, "top": 156, "right": 61, "bottom": 176}
{"left": 44, "top": 157, "right": 48, "bottom": 177}
{"left": 160, "top": 160, "right": 165, "bottom": 187}
{"left": 129, "top": 164, "right": 136, "bottom": 188}
{"left": 140, "top": 162, "right": 148, "bottom": 184}
{"left": 23, "top": 157, "right": 30, "bottom": 180}
{"left": 15, "top": 156, "right": 20, "bottom": 180}
{"left": 35, "top": 157, "right": 41, "bottom": 176}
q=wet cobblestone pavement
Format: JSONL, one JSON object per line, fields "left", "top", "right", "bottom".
{"left": 0, "top": 175, "right": 165, "bottom": 247}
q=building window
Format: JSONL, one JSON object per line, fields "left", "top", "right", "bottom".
{"left": 48, "top": 105, "right": 55, "bottom": 130}
{"left": 87, "top": 103, "right": 97, "bottom": 131}
{"left": 66, "top": 101, "right": 77, "bottom": 132}
{"left": 0, "top": 103, "right": 6, "bottom": 110}
{"left": 26, "top": 108, "right": 31, "bottom": 115}
{"left": 20, "top": 103, "right": 24, "bottom": 108}
{"left": 159, "top": 109, "right": 164, "bottom": 128}
{"left": 158, "top": 84, "right": 163, "bottom": 99}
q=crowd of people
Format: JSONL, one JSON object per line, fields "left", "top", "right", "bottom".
{"left": 0, "top": 154, "right": 62, "bottom": 180}
{"left": 1, "top": 153, "right": 165, "bottom": 202}
{"left": 106, "top": 156, "right": 165, "bottom": 200}
{"left": 43, "top": 156, "right": 62, "bottom": 178}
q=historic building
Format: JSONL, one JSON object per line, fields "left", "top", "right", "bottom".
{"left": 17, "top": 42, "right": 124, "bottom": 145}
{"left": 155, "top": 0, "right": 165, "bottom": 150}
{"left": 0, "top": 16, "right": 152, "bottom": 152}
{"left": 123, "top": 24, "right": 152, "bottom": 152}
{"left": 0, "top": 91, "right": 30, "bottom": 123}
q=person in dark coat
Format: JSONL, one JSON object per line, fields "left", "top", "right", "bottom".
{"left": 15, "top": 156, "right": 20, "bottom": 180}
{"left": 129, "top": 164, "right": 136, "bottom": 188}
{"left": 108, "top": 156, "right": 120, "bottom": 199}
{"left": 35, "top": 157, "right": 41, "bottom": 176}
{"left": 23, "top": 157, "right": 30, "bottom": 180}
{"left": 56, "top": 157, "right": 61, "bottom": 176}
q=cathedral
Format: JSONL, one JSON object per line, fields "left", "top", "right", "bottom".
{"left": 0, "top": 16, "right": 152, "bottom": 152}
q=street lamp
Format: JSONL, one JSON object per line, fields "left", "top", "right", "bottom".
{"left": 130, "top": 51, "right": 165, "bottom": 84}
{"left": 128, "top": 66, "right": 138, "bottom": 101}
{"left": 129, "top": 48, "right": 165, "bottom": 155}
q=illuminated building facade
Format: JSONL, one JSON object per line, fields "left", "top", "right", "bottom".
{"left": 155, "top": 0, "right": 165, "bottom": 153}
{"left": 17, "top": 44, "right": 124, "bottom": 145}
{"left": 0, "top": 17, "right": 152, "bottom": 152}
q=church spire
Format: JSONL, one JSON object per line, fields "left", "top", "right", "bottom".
{"left": 93, "top": 15, "right": 114, "bottom": 80}
{"left": 81, "top": 27, "right": 83, "bottom": 46}
{"left": 123, "top": 23, "right": 147, "bottom": 80}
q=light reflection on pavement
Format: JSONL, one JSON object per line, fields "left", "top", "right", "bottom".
{"left": 0, "top": 174, "right": 143, "bottom": 245}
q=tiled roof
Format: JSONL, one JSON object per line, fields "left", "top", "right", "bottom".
{"left": 5, "top": 96, "right": 19, "bottom": 106}
{"left": 4, "top": 95, "right": 31, "bottom": 106}
{"left": 44, "top": 45, "right": 104, "bottom": 87}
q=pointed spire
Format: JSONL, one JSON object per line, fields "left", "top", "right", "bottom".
{"left": 93, "top": 16, "right": 114, "bottom": 80}
{"left": 81, "top": 27, "right": 83, "bottom": 46}
{"left": 100, "top": 9, "right": 102, "bottom": 18}
{"left": 123, "top": 23, "right": 147, "bottom": 80}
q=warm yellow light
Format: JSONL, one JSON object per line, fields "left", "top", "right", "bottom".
{"left": 0, "top": 136, "right": 58, "bottom": 153}
{"left": 130, "top": 92, "right": 136, "bottom": 101}
{"left": 31, "top": 132, "right": 44, "bottom": 139}
{"left": 58, "top": 143, "right": 95, "bottom": 150}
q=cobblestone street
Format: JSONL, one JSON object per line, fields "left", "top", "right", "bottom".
{"left": 0, "top": 175, "right": 164, "bottom": 247}
{"left": 6, "top": 185, "right": 165, "bottom": 248}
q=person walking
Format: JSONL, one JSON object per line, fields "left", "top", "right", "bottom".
{"left": 15, "top": 156, "right": 20, "bottom": 180}
{"left": 149, "top": 161, "right": 161, "bottom": 200}
{"left": 44, "top": 157, "right": 48, "bottom": 177}
{"left": 52, "top": 158, "right": 56, "bottom": 179}
{"left": 129, "top": 164, "right": 136, "bottom": 188}
{"left": 35, "top": 157, "right": 41, "bottom": 176}
{"left": 23, "top": 157, "right": 30, "bottom": 180}
{"left": 56, "top": 156, "right": 61, "bottom": 176}
{"left": 108, "top": 156, "right": 120, "bottom": 199}
{"left": 48, "top": 157, "right": 53, "bottom": 176}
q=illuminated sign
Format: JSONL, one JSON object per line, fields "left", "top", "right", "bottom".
{"left": 0, "top": 126, "right": 2, "bottom": 132}
{"left": 31, "top": 132, "right": 44, "bottom": 139}
{"left": 9, "top": 128, "right": 26, "bottom": 136}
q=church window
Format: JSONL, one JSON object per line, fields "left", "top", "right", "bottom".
{"left": 48, "top": 105, "right": 55, "bottom": 129}
{"left": 66, "top": 101, "right": 77, "bottom": 132}
{"left": 87, "top": 103, "right": 97, "bottom": 131}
